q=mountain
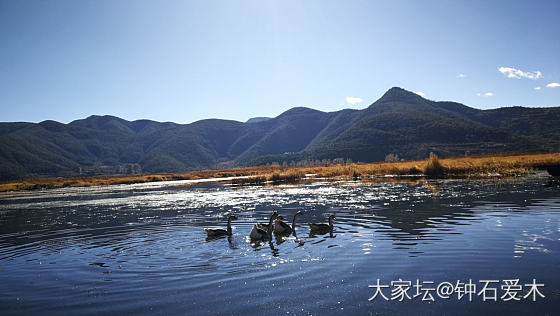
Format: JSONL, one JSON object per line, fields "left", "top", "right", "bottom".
{"left": 1, "top": 87, "right": 559, "bottom": 180}
{"left": 246, "top": 117, "right": 271, "bottom": 123}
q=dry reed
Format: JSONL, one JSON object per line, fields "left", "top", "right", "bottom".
{"left": 1, "top": 152, "right": 559, "bottom": 192}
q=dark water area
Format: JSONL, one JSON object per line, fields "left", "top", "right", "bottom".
{"left": 0, "top": 174, "right": 559, "bottom": 315}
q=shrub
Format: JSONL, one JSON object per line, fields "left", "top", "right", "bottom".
{"left": 232, "top": 176, "right": 266, "bottom": 185}
{"left": 408, "top": 167, "right": 423, "bottom": 175}
{"left": 424, "top": 152, "right": 446, "bottom": 178}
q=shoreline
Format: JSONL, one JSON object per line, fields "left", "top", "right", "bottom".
{"left": 1, "top": 152, "right": 559, "bottom": 192}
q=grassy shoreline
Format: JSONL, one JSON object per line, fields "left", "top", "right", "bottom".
{"left": 1, "top": 152, "right": 559, "bottom": 192}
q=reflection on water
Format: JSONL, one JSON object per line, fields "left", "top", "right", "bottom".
{"left": 0, "top": 175, "right": 559, "bottom": 315}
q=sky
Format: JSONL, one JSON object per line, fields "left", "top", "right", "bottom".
{"left": 0, "top": 0, "right": 559, "bottom": 124}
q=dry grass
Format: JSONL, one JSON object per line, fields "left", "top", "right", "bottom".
{"left": 231, "top": 169, "right": 306, "bottom": 186}
{"left": 1, "top": 152, "right": 559, "bottom": 192}
{"left": 424, "top": 152, "right": 446, "bottom": 177}
{"left": 307, "top": 152, "right": 560, "bottom": 180}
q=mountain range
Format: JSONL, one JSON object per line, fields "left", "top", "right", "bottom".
{"left": 1, "top": 87, "right": 559, "bottom": 181}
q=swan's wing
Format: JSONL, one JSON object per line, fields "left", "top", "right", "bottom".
{"left": 250, "top": 224, "right": 266, "bottom": 239}
{"left": 205, "top": 228, "right": 227, "bottom": 236}
{"left": 309, "top": 222, "right": 329, "bottom": 230}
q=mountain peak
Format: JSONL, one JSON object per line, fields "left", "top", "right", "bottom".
{"left": 69, "top": 114, "right": 134, "bottom": 133}
{"left": 376, "top": 87, "right": 425, "bottom": 104}
{"left": 246, "top": 117, "right": 271, "bottom": 124}
{"left": 277, "top": 107, "right": 324, "bottom": 118}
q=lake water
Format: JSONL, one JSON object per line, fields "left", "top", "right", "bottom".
{"left": 0, "top": 174, "right": 559, "bottom": 315}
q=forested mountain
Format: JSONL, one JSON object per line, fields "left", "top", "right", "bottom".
{"left": 1, "top": 87, "right": 559, "bottom": 180}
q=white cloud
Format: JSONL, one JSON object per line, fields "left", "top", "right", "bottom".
{"left": 535, "top": 86, "right": 542, "bottom": 90}
{"left": 457, "top": 73, "right": 467, "bottom": 78}
{"left": 345, "top": 96, "right": 363, "bottom": 104}
{"left": 477, "top": 92, "right": 494, "bottom": 97}
{"left": 415, "top": 91, "right": 425, "bottom": 97}
{"left": 498, "top": 67, "right": 542, "bottom": 80}
{"left": 546, "top": 82, "right": 560, "bottom": 88}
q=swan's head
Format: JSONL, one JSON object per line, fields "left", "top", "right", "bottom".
{"left": 228, "top": 214, "right": 238, "bottom": 220}
{"left": 329, "top": 214, "right": 336, "bottom": 220}
{"left": 271, "top": 211, "right": 278, "bottom": 218}
{"left": 276, "top": 215, "right": 284, "bottom": 221}
{"left": 295, "top": 211, "right": 303, "bottom": 216}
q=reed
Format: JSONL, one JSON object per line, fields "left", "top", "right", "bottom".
{"left": 424, "top": 152, "right": 446, "bottom": 178}
{"left": 1, "top": 152, "right": 559, "bottom": 192}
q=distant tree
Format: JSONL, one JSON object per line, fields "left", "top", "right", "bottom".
{"left": 385, "top": 153, "right": 400, "bottom": 162}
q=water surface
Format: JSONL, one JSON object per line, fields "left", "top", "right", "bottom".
{"left": 1, "top": 174, "right": 559, "bottom": 315}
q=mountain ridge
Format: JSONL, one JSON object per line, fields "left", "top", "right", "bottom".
{"left": 1, "top": 87, "right": 559, "bottom": 180}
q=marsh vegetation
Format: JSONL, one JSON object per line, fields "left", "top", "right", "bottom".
{"left": 1, "top": 152, "right": 559, "bottom": 192}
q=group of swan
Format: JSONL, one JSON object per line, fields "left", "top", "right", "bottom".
{"left": 204, "top": 211, "right": 335, "bottom": 241}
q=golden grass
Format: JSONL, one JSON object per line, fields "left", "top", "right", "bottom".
{"left": 424, "top": 152, "right": 445, "bottom": 177}
{"left": 231, "top": 169, "right": 306, "bottom": 186}
{"left": 1, "top": 152, "right": 559, "bottom": 192}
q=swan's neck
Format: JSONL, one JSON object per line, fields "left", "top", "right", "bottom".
{"left": 328, "top": 217, "right": 333, "bottom": 229}
{"left": 291, "top": 214, "right": 300, "bottom": 230}
{"left": 226, "top": 218, "right": 232, "bottom": 235}
{"left": 267, "top": 215, "right": 275, "bottom": 235}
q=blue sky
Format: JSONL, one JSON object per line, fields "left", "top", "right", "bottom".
{"left": 0, "top": 0, "right": 559, "bottom": 123}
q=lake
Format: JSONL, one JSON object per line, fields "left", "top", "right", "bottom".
{"left": 0, "top": 174, "right": 559, "bottom": 315}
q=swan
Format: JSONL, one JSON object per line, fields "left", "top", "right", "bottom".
{"left": 274, "top": 211, "right": 303, "bottom": 235}
{"left": 204, "top": 214, "right": 237, "bottom": 237}
{"left": 250, "top": 211, "right": 278, "bottom": 240}
{"left": 309, "top": 214, "right": 335, "bottom": 234}
{"left": 255, "top": 210, "right": 279, "bottom": 230}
